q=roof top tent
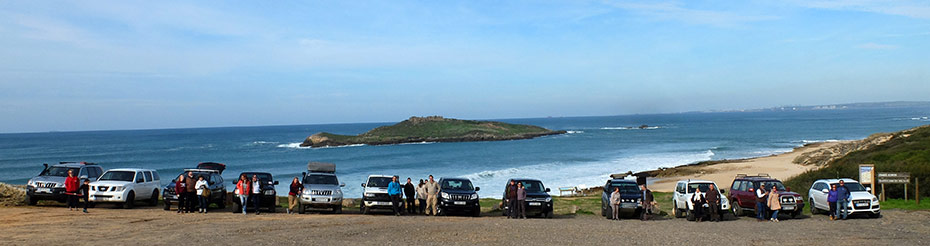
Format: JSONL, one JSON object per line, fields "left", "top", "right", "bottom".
{"left": 197, "top": 162, "right": 226, "bottom": 174}
{"left": 307, "top": 162, "right": 336, "bottom": 173}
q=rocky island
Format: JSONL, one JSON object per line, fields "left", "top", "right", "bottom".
{"left": 300, "top": 116, "right": 566, "bottom": 148}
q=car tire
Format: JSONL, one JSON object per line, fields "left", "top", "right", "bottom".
{"left": 360, "top": 203, "right": 368, "bottom": 215}
{"left": 333, "top": 205, "right": 342, "bottom": 214}
{"left": 437, "top": 206, "right": 444, "bottom": 216}
{"left": 234, "top": 203, "right": 242, "bottom": 214}
{"left": 605, "top": 206, "right": 613, "bottom": 220}
{"left": 731, "top": 200, "right": 743, "bottom": 217}
{"left": 123, "top": 192, "right": 135, "bottom": 209}
{"left": 869, "top": 212, "right": 881, "bottom": 218}
{"left": 88, "top": 202, "right": 96, "bottom": 208}
{"left": 791, "top": 210, "right": 801, "bottom": 219}
{"left": 673, "top": 203, "right": 684, "bottom": 218}
{"left": 25, "top": 195, "right": 37, "bottom": 206}
{"left": 163, "top": 199, "right": 171, "bottom": 211}
{"left": 299, "top": 204, "right": 306, "bottom": 214}
{"left": 217, "top": 193, "right": 227, "bottom": 209}
{"left": 686, "top": 209, "right": 695, "bottom": 221}
{"left": 149, "top": 190, "right": 158, "bottom": 206}
{"left": 810, "top": 199, "right": 820, "bottom": 214}
{"left": 472, "top": 209, "right": 480, "bottom": 217}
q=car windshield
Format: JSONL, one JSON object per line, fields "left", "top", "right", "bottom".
{"left": 610, "top": 182, "right": 641, "bottom": 193}
{"left": 832, "top": 182, "right": 866, "bottom": 192}
{"left": 242, "top": 173, "right": 273, "bottom": 184}
{"left": 40, "top": 167, "right": 79, "bottom": 177}
{"left": 366, "top": 177, "right": 393, "bottom": 188}
{"left": 99, "top": 171, "right": 135, "bottom": 182}
{"left": 687, "top": 183, "right": 714, "bottom": 193}
{"left": 757, "top": 181, "right": 787, "bottom": 191}
{"left": 441, "top": 180, "right": 474, "bottom": 191}
{"left": 520, "top": 181, "right": 547, "bottom": 193}
{"left": 305, "top": 174, "right": 338, "bottom": 185}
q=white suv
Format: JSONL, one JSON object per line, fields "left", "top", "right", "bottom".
{"left": 89, "top": 168, "right": 161, "bottom": 209}
{"left": 672, "top": 179, "right": 730, "bottom": 221}
{"left": 808, "top": 178, "right": 880, "bottom": 218}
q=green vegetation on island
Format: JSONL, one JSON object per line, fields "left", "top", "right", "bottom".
{"left": 300, "top": 116, "right": 566, "bottom": 148}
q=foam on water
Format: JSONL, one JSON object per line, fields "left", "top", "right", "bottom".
{"left": 601, "top": 126, "right": 661, "bottom": 130}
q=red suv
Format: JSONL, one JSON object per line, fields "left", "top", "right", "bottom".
{"left": 728, "top": 174, "right": 804, "bottom": 219}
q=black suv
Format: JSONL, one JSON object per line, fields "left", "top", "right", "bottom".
{"left": 437, "top": 178, "right": 480, "bottom": 217}
{"left": 163, "top": 169, "right": 227, "bottom": 211}
{"left": 500, "top": 178, "right": 553, "bottom": 218}
{"left": 600, "top": 178, "right": 644, "bottom": 219}
{"left": 232, "top": 172, "right": 279, "bottom": 213}
{"left": 25, "top": 162, "right": 104, "bottom": 205}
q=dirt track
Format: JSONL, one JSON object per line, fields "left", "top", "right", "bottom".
{"left": 1, "top": 204, "right": 928, "bottom": 246}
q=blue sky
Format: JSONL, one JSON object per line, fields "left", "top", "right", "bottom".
{"left": 1, "top": 0, "right": 929, "bottom": 133}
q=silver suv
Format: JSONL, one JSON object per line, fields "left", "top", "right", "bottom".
{"left": 26, "top": 162, "right": 104, "bottom": 205}
{"left": 298, "top": 162, "right": 345, "bottom": 214}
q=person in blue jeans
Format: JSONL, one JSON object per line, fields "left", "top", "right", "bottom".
{"left": 387, "top": 175, "right": 404, "bottom": 216}
{"left": 755, "top": 183, "right": 768, "bottom": 221}
{"left": 836, "top": 180, "right": 852, "bottom": 220}
{"left": 827, "top": 184, "right": 838, "bottom": 220}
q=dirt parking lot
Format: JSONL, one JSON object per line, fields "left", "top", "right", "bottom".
{"left": 1, "top": 204, "right": 928, "bottom": 246}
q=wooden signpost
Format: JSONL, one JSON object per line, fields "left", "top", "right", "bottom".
{"left": 877, "top": 172, "right": 911, "bottom": 202}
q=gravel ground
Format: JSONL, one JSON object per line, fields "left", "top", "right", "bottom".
{"left": 1, "top": 205, "right": 928, "bottom": 246}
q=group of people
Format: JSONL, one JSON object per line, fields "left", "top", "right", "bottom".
{"left": 608, "top": 184, "right": 656, "bottom": 221}
{"left": 64, "top": 169, "right": 90, "bottom": 213}
{"left": 387, "top": 175, "right": 441, "bottom": 216}
{"left": 506, "top": 180, "right": 527, "bottom": 219}
{"left": 688, "top": 184, "right": 722, "bottom": 222}
{"left": 174, "top": 171, "right": 211, "bottom": 214}
{"left": 233, "top": 174, "right": 265, "bottom": 214}
{"left": 826, "top": 180, "right": 853, "bottom": 220}
{"left": 753, "top": 183, "right": 790, "bottom": 222}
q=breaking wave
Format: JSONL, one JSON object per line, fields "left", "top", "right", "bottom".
{"left": 601, "top": 126, "right": 660, "bottom": 130}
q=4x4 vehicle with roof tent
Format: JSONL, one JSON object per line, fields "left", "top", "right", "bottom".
{"left": 502, "top": 178, "right": 553, "bottom": 218}
{"left": 729, "top": 174, "right": 804, "bottom": 218}
{"left": 298, "top": 162, "right": 345, "bottom": 214}
{"left": 89, "top": 168, "right": 161, "bottom": 209}
{"left": 232, "top": 172, "right": 279, "bottom": 213}
{"left": 599, "top": 176, "right": 643, "bottom": 219}
{"left": 163, "top": 168, "right": 227, "bottom": 211}
{"left": 26, "top": 162, "right": 104, "bottom": 205}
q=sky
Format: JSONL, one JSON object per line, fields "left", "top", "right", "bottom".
{"left": 1, "top": 0, "right": 929, "bottom": 133}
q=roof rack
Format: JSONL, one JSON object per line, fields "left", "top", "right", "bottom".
{"left": 736, "top": 173, "right": 770, "bottom": 178}
{"left": 59, "top": 162, "right": 96, "bottom": 165}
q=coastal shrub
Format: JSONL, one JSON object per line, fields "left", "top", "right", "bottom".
{"left": 785, "top": 125, "right": 930, "bottom": 200}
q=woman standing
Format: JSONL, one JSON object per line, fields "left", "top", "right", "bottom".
{"left": 174, "top": 175, "right": 186, "bottom": 213}
{"left": 287, "top": 177, "right": 302, "bottom": 214}
{"left": 236, "top": 174, "right": 250, "bottom": 215}
{"left": 767, "top": 185, "right": 782, "bottom": 222}
{"left": 691, "top": 188, "right": 706, "bottom": 222}
{"left": 64, "top": 169, "right": 80, "bottom": 211}
{"left": 609, "top": 187, "right": 621, "bottom": 220}
{"left": 827, "top": 184, "right": 838, "bottom": 221}
{"left": 516, "top": 182, "right": 527, "bottom": 219}
{"left": 195, "top": 175, "right": 209, "bottom": 213}
{"left": 417, "top": 179, "right": 427, "bottom": 215}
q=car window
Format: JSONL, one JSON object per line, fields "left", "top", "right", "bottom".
{"left": 135, "top": 172, "right": 144, "bottom": 183}
{"left": 99, "top": 171, "right": 135, "bottom": 182}
{"left": 366, "top": 177, "right": 393, "bottom": 188}
{"left": 79, "top": 168, "right": 88, "bottom": 178}
{"left": 832, "top": 182, "right": 866, "bottom": 192}
{"left": 739, "top": 181, "right": 748, "bottom": 191}
{"left": 152, "top": 171, "right": 160, "bottom": 181}
{"left": 687, "top": 183, "right": 711, "bottom": 193}
{"left": 306, "top": 175, "right": 339, "bottom": 185}
{"left": 212, "top": 174, "right": 222, "bottom": 184}
{"left": 143, "top": 171, "right": 153, "bottom": 182}
{"left": 521, "top": 181, "right": 546, "bottom": 193}
{"left": 676, "top": 183, "right": 684, "bottom": 193}
{"left": 441, "top": 180, "right": 474, "bottom": 191}
{"left": 609, "top": 182, "right": 640, "bottom": 193}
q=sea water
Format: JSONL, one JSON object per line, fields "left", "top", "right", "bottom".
{"left": 1, "top": 107, "right": 928, "bottom": 198}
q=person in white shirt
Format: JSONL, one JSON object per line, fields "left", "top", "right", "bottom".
{"left": 195, "top": 176, "right": 209, "bottom": 213}
{"left": 691, "top": 189, "right": 706, "bottom": 222}
{"left": 251, "top": 175, "right": 262, "bottom": 215}
{"left": 755, "top": 184, "right": 768, "bottom": 221}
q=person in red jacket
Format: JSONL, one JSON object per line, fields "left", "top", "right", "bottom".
{"left": 64, "top": 169, "right": 80, "bottom": 211}
{"left": 236, "top": 174, "right": 251, "bottom": 215}
{"left": 175, "top": 174, "right": 186, "bottom": 213}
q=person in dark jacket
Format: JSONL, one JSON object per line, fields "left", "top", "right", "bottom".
{"left": 691, "top": 188, "right": 707, "bottom": 222}
{"left": 175, "top": 174, "right": 187, "bottom": 213}
{"left": 827, "top": 184, "right": 838, "bottom": 220}
{"left": 507, "top": 180, "right": 518, "bottom": 219}
{"left": 250, "top": 175, "right": 262, "bottom": 215}
{"left": 404, "top": 178, "right": 416, "bottom": 214}
{"left": 706, "top": 184, "right": 721, "bottom": 222}
{"left": 64, "top": 169, "right": 80, "bottom": 211}
{"left": 387, "top": 176, "right": 403, "bottom": 216}
{"left": 184, "top": 171, "right": 197, "bottom": 213}
{"left": 516, "top": 182, "right": 527, "bottom": 219}
{"left": 836, "top": 180, "right": 852, "bottom": 220}
{"left": 755, "top": 183, "right": 768, "bottom": 221}
{"left": 288, "top": 177, "right": 302, "bottom": 214}
{"left": 640, "top": 184, "right": 654, "bottom": 221}
{"left": 80, "top": 179, "right": 91, "bottom": 213}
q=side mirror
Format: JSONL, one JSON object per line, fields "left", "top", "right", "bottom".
{"left": 273, "top": 181, "right": 279, "bottom": 185}
{"left": 821, "top": 189, "right": 829, "bottom": 193}
{"left": 361, "top": 183, "right": 366, "bottom": 187}
{"left": 545, "top": 188, "right": 551, "bottom": 192}
{"left": 475, "top": 187, "right": 480, "bottom": 191}
{"left": 340, "top": 182, "right": 346, "bottom": 187}
{"left": 866, "top": 187, "right": 871, "bottom": 192}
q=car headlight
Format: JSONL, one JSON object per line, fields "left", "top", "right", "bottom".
{"left": 546, "top": 197, "right": 552, "bottom": 202}
{"left": 441, "top": 192, "right": 450, "bottom": 200}
{"left": 303, "top": 189, "right": 312, "bottom": 195}
{"left": 470, "top": 194, "right": 479, "bottom": 200}
{"left": 55, "top": 182, "right": 65, "bottom": 188}
{"left": 872, "top": 197, "right": 879, "bottom": 202}
{"left": 364, "top": 193, "right": 375, "bottom": 197}
{"left": 27, "top": 179, "right": 35, "bottom": 187}
{"left": 111, "top": 186, "right": 125, "bottom": 192}
{"left": 264, "top": 190, "right": 275, "bottom": 196}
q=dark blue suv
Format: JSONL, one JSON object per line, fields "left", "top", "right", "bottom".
{"left": 437, "top": 178, "right": 481, "bottom": 217}
{"left": 600, "top": 178, "right": 644, "bottom": 219}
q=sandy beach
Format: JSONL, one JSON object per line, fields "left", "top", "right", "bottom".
{"left": 647, "top": 141, "right": 847, "bottom": 192}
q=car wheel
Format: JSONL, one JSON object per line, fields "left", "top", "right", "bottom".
{"left": 869, "top": 212, "right": 881, "bottom": 218}
{"left": 472, "top": 209, "right": 480, "bottom": 217}
{"left": 149, "top": 190, "right": 158, "bottom": 206}
{"left": 123, "top": 192, "right": 135, "bottom": 209}
{"left": 25, "top": 195, "right": 37, "bottom": 206}
{"left": 333, "top": 205, "right": 342, "bottom": 214}
{"left": 163, "top": 199, "right": 171, "bottom": 211}
{"left": 299, "top": 204, "right": 306, "bottom": 214}
{"left": 88, "top": 202, "right": 96, "bottom": 208}
{"left": 234, "top": 203, "right": 242, "bottom": 214}
{"left": 731, "top": 200, "right": 742, "bottom": 217}
{"left": 810, "top": 199, "right": 820, "bottom": 214}
{"left": 437, "top": 206, "right": 444, "bottom": 216}
{"left": 673, "top": 203, "right": 683, "bottom": 218}
{"left": 360, "top": 203, "right": 368, "bottom": 215}
{"left": 605, "top": 206, "right": 613, "bottom": 220}
{"left": 546, "top": 211, "right": 553, "bottom": 219}
{"left": 791, "top": 211, "right": 801, "bottom": 219}
{"left": 686, "top": 209, "right": 695, "bottom": 221}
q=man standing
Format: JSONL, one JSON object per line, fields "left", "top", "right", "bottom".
{"left": 609, "top": 187, "right": 621, "bottom": 220}
{"left": 706, "top": 184, "right": 721, "bottom": 222}
{"left": 640, "top": 184, "right": 654, "bottom": 221}
{"left": 507, "top": 180, "right": 518, "bottom": 219}
{"left": 425, "top": 175, "right": 440, "bottom": 216}
{"left": 185, "top": 171, "right": 197, "bottom": 213}
{"left": 404, "top": 178, "right": 416, "bottom": 215}
{"left": 836, "top": 180, "right": 852, "bottom": 220}
{"left": 755, "top": 183, "right": 768, "bottom": 221}
{"left": 387, "top": 176, "right": 403, "bottom": 216}
{"left": 251, "top": 175, "right": 262, "bottom": 215}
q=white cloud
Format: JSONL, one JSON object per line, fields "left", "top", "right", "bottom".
{"left": 602, "top": 0, "right": 779, "bottom": 27}
{"left": 790, "top": 0, "right": 930, "bottom": 19}
{"left": 856, "top": 42, "right": 898, "bottom": 50}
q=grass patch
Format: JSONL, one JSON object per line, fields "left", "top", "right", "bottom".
{"left": 880, "top": 198, "right": 930, "bottom": 210}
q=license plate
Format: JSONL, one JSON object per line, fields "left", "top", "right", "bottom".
{"left": 319, "top": 198, "right": 329, "bottom": 202}
{"left": 454, "top": 201, "right": 466, "bottom": 205}
{"left": 36, "top": 188, "right": 51, "bottom": 193}
{"left": 528, "top": 202, "right": 541, "bottom": 206}
{"left": 621, "top": 203, "right": 636, "bottom": 208}
{"left": 782, "top": 205, "right": 795, "bottom": 210}
{"left": 855, "top": 202, "right": 869, "bottom": 206}
{"left": 376, "top": 201, "right": 390, "bottom": 206}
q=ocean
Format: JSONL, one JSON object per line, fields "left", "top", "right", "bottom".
{"left": 2, "top": 107, "right": 929, "bottom": 198}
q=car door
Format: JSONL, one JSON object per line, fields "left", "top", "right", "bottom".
{"left": 812, "top": 182, "right": 828, "bottom": 210}
{"left": 674, "top": 182, "right": 685, "bottom": 209}
{"left": 737, "top": 181, "right": 752, "bottom": 208}
{"left": 143, "top": 171, "right": 155, "bottom": 198}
